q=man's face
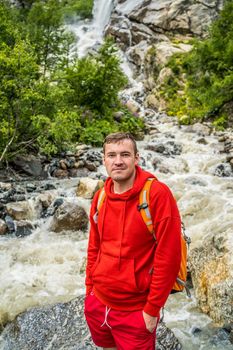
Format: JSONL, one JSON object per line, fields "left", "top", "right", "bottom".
{"left": 103, "top": 139, "right": 139, "bottom": 182}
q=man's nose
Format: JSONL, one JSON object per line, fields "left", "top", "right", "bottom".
{"left": 114, "top": 154, "right": 123, "bottom": 164}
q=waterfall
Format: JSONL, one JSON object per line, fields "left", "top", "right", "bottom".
{"left": 68, "top": 0, "right": 114, "bottom": 57}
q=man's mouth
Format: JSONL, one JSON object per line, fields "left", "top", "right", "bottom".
{"left": 112, "top": 168, "right": 125, "bottom": 171}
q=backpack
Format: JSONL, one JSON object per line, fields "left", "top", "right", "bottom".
{"left": 95, "top": 178, "right": 191, "bottom": 297}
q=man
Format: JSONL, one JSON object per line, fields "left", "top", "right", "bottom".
{"left": 84, "top": 132, "right": 181, "bottom": 350}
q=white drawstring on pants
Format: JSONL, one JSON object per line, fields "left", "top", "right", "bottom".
{"left": 100, "top": 306, "right": 112, "bottom": 329}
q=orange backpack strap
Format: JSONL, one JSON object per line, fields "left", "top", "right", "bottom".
{"left": 97, "top": 187, "right": 106, "bottom": 211}
{"left": 138, "top": 178, "right": 157, "bottom": 237}
{"left": 93, "top": 188, "right": 106, "bottom": 223}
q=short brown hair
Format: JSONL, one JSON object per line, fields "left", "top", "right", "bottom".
{"left": 103, "top": 132, "right": 138, "bottom": 155}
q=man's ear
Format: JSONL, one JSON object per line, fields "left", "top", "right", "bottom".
{"left": 135, "top": 152, "right": 139, "bottom": 165}
{"left": 102, "top": 155, "right": 105, "bottom": 166}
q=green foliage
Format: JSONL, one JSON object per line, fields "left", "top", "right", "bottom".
{"left": 79, "top": 119, "right": 118, "bottom": 146}
{"left": 120, "top": 111, "right": 145, "bottom": 137}
{"left": 64, "top": 38, "right": 128, "bottom": 114}
{"left": 159, "top": 0, "right": 233, "bottom": 126}
{"left": 78, "top": 115, "right": 144, "bottom": 147}
{"left": 62, "top": 0, "right": 94, "bottom": 20}
{"left": 32, "top": 111, "right": 82, "bottom": 155}
{"left": 0, "top": 39, "right": 41, "bottom": 153}
{"left": 0, "top": 1, "right": 18, "bottom": 48}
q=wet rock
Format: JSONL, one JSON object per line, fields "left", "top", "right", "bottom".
{"left": 75, "top": 144, "right": 91, "bottom": 154}
{"left": 83, "top": 150, "right": 102, "bottom": 165}
{"left": 85, "top": 162, "right": 97, "bottom": 172}
{"left": 0, "top": 295, "right": 182, "bottom": 350}
{"left": 50, "top": 202, "right": 88, "bottom": 233}
{"left": 42, "top": 183, "right": 56, "bottom": 191}
{"left": 68, "top": 168, "right": 79, "bottom": 177}
{"left": 53, "top": 198, "right": 64, "bottom": 209}
{"left": 105, "top": 14, "right": 132, "bottom": 48}
{"left": 43, "top": 198, "right": 64, "bottom": 218}
{"left": 59, "top": 159, "right": 68, "bottom": 170}
{"left": 76, "top": 178, "right": 104, "bottom": 199}
{"left": 25, "top": 183, "right": 37, "bottom": 192}
{"left": 53, "top": 169, "right": 69, "bottom": 178}
{"left": 214, "top": 163, "right": 233, "bottom": 177}
{"left": 38, "top": 192, "right": 57, "bottom": 209}
{"left": 184, "top": 123, "right": 212, "bottom": 136}
{"left": 75, "top": 168, "right": 90, "bottom": 178}
{"left": 0, "top": 219, "right": 7, "bottom": 235}
{"left": 197, "top": 137, "right": 208, "bottom": 145}
{"left": 6, "top": 200, "right": 42, "bottom": 221}
{"left": 15, "top": 221, "right": 34, "bottom": 237}
{"left": 12, "top": 155, "right": 44, "bottom": 177}
{"left": 0, "top": 182, "right": 12, "bottom": 191}
{"left": 146, "top": 141, "right": 182, "bottom": 156}
{"left": 126, "top": 100, "right": 140, "bottom": 114}
{"left": 4, "top": 215, "right": 15, "bottom": 233}
{"left": 6, "top": 202, "right": 31, "bottom": 221}
{"left": 184, "top": 177, "right": 207, "bottom": 187}
{"left": 74, "top": 160, "right": 85, "bottom": 169}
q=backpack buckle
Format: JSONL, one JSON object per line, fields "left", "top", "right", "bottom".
{"left": 137, "top": 203, "right": 148, "bottom": 211}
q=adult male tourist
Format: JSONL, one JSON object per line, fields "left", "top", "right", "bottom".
{"left": 84, "top": 132, "right": 181, "bottom": 350}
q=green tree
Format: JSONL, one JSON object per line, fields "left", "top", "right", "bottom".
{"left": 26, "top": 0, "right": 75, "bottom": 76}
{"left": 64, "top": 38, "right": 128, "bottom": 114}
{"left": 0, "top": 40, "right": 44, "bottom": 160}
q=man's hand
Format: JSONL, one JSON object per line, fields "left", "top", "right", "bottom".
{"left": 142, "top": 311, "right": 158, "bottom": 333}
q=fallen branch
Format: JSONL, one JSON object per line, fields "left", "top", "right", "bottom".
{"left": 0, "top": 130, "right": 17, "bottom": 163}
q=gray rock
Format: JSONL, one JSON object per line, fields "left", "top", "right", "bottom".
{"left": 12, "top": 155, "right": 44, "bottom": 177}
{"left": 0, "top": 219, "right": 7, "bottom": 235}
{"left": 146, "top": 141, "right": 182, "bottom": 156}
{"left": 49, "top": 202, "right": 88, "bottom": 233}
{"left": 214, "top": 163, "right": 233, "bottom": 177}
{"left": 4, "top": 215, "right": 15, "bottom": 233}
{"left": 0, "top": 295, "right": 182, "bottom": 350}
{"left": 15, "top": 220, "right": 35, "bottom": 237}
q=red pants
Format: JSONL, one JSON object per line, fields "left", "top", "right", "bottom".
{"left": 84, "top": 291, "right": 158, "bottom": 349}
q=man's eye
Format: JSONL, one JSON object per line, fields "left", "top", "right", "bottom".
{"left": 122, "top": 153, "right": 130, "bottom": 157}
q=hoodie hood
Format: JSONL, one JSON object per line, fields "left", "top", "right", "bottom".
{"left": 104, "top": 165, "right": 155, "bottom": 200}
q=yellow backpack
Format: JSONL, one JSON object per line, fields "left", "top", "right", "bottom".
{"left": 96, "top": 178, "right": 191, "bottom": 297}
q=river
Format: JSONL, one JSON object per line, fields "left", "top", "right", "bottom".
{"left": 0, "top": 0, "right": 233, "bottom": 349}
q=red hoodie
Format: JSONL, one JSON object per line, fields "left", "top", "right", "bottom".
{"left": 85, "top": 165, "right": 181, "bottom": 317}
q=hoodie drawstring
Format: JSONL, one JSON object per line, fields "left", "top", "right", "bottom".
{"left": 118, "top": 201, "right": 127, "bottom": 270}
{"left": 100, "top": 306, "right": 112, "bottom": 329}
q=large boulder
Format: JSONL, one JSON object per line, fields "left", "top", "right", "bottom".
{"left": 49, "top": 202, "right": 88, "bottom": 233}
{"left": 76, "top": 178, "right": 104, "bottom": 199}
{"left": 189, "top": 229, "right": 233, "bottom": 324}
{"left": 0, "top": 295, "right": 182, "bottom": 350}
{"left": 6, "top": 200, "right": 42, "bottom": 221}
{"left": 125, "top": 0, "right": 224, "bottom": 37}
{"left": 11, "top": 155, "right": 45, "bottom": 177}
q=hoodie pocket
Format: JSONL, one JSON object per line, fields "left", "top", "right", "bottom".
{"left": 92, "top": 253, "right": 139, "bottom": 294}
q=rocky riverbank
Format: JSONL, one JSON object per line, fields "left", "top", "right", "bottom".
{"left": 0, "top": 295, "right": 183, "bottom": 350}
